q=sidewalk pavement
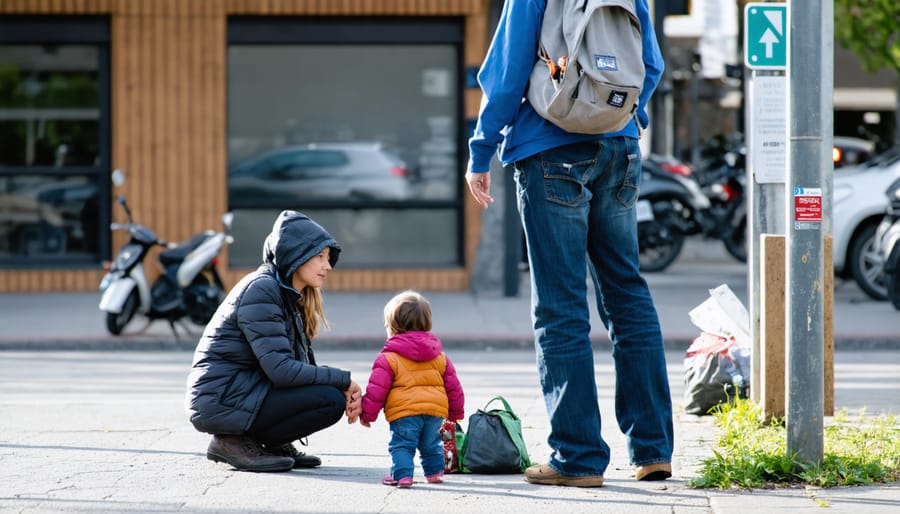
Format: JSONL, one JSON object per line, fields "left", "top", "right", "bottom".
{"left": 0, "top": 240, "right": 897, "bottom": 351}
{"left": 0, "top": 241, "right": 898, "bottom": 512}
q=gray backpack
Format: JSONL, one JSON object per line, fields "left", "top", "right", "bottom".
{"left": 526, "top": 0, "right": 645, "bottom": 134}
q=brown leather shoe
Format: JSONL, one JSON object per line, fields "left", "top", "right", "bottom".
{"left": 635, "top": 462, "right": 672, "bottom": 481}
{"left": 266, "top": 442, "right": 322, "bottom": 468}
{"left": 524, "top": 464, "right": 604, "bottom": 487}
{"left": 206, "top": 435, "right": 294, "bottom": 472}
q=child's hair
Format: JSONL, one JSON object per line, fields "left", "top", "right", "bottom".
{"left": 384, "top": 290, "right": 432, "bottom": 335}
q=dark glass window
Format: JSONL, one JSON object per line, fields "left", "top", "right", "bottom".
{"left": 0, "top": 17, "right": 110, "bottom": 265}
{"left": 227, "top": 17, "right": 464, "bottom": 268}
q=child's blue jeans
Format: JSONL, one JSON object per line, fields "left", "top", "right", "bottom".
{"left": 387, "top": 415, "right": 444, "bottom": 480}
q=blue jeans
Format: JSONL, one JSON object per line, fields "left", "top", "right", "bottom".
{"left": 387, "top": 415, "right": 445, "bottom": 480}
{"left": 514, "top": 137, "right": 674, "bottom": 476}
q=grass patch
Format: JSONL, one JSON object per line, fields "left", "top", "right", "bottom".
{"left": 688, "top": 398, "right": 900, "bottom": 489}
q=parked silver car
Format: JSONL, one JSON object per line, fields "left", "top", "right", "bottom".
{"left": 228, "top": 142, "right": 412, "bottom": 207}
{"left": 833, "top": 146, "right": 900, "bottom": 300}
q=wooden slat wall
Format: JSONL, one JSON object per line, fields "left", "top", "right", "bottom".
{"left": 0, "top": 0, "right": 113, "bottom": 13}
{"left": 110, "top": 0, "right": 228, "bottom": 294}
{"left": 0, "top": 0, "right": 489, "bottom": 293}
{"left": 462, "top": 10, "right": 488, "bottom": 281}
{"left": 225, "top": 0, "right": 483, "bottom": 15}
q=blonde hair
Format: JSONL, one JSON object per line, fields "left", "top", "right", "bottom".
{"left": 384, "top": 290, "right": 432, "bottom": 336}
{"left": 299, "top": 286, "right": 329, "bottom": 340}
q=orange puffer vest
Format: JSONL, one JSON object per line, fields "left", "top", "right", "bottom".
{"left": 382, "top": 352, "right": 449, "bottom": 422}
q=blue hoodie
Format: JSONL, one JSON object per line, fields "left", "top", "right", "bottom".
{"left": 467, "top": 0, "right": 664, "bottom": 173}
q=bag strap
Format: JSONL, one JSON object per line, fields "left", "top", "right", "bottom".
{"left": 482, "top": 395, "right": 517, "bottom": 416}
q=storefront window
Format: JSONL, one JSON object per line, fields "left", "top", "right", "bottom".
{"left": 0, "top": 18, "right": 110, "bottom": 265}
{"left": 227, "top": 18, "right": 463, "bottom": 268}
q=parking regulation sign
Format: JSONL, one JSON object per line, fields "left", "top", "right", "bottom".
{"left": 745, "top": 3, "right": 787, "bottom": 69}
{"left": 793, "top": 187, "right": 822, "bottom": 229}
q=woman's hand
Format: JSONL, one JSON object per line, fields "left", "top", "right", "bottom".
{"left": 344, "top": 381, "right": 362, "bottom": 424}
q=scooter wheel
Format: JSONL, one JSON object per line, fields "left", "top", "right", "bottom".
{"left": 722, "top": 216, "right": 748, "bottom": 263}
{"left": 106, "top": 289, "right": 139, "bottom": 335}
{"left": 638, "top": 206, "right": 686, "bottom": 273}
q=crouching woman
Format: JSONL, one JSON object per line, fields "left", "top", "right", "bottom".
{"left": 185, "top": 210, "right": 362, "bottom": 472}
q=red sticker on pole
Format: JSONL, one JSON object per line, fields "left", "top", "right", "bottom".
{"left": 793, "top": 187, "right": 822, "bottom": 225}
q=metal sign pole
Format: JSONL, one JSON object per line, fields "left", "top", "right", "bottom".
{"left": 785, "top": 0, "right": 831, "bottom": 465}
{"left": 744, "top": 2, "right": 788, "bottom": 403}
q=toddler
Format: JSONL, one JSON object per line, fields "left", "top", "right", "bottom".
{"left": 360, "top": 290, "right": 465, "bottom": 488}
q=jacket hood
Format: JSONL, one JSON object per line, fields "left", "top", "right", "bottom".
{"left": 383, "top": 331, "right": 443, "bottom": 361}
{"left": 262, "top": 210, "right": 341, "bottom": 284}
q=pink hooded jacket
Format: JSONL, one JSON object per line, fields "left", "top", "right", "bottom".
{"left": 360, "top": 331, "right": 465, "bottom": 424}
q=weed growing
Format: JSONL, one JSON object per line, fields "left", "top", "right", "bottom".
{"left": 688, "top": 397, "right": 900, "bottom": 489}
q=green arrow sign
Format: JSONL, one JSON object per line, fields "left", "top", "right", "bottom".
{"left": 745, "top": 3, "right": 787, "bottom": 69}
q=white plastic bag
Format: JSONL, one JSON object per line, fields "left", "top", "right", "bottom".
{"left": 683, "top": 284, "right": 751, "bottom": 415}
{"left": 688, "top": 284, "right": 750, "bottom": 347}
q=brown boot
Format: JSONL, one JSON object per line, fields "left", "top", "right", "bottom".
{"left": 265, "top": 442, "right": 322, "bottom": 468}
{"left": 206, "top": 435, "right": 294, "bottom": 472}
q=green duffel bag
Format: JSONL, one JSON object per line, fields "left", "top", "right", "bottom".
{"left": 459, "top": 396, "right": 531, "bottom": 474}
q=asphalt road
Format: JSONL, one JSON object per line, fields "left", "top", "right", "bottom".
{"left": 0, "top": 348, "right": 898, "bottom": 514}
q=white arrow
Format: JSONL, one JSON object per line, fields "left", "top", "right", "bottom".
{"left": 760, "top": 28, "right": 779, "bottom": 58}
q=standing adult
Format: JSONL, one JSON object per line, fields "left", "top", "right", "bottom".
{"left": 186, "top": 210, "right": 362, "bottom": 472}
{"left": 466, "top": 0, "right": 674, "bottom": 487}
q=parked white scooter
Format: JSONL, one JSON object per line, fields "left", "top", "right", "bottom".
{"left": 99, "top": 169, "right": 234, "bottom": 337}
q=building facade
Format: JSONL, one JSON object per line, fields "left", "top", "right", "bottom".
{"left": 1, "top": 1, "right": 894, "bottom": 293}
{"left": 0, "top": 0, "right": 492, "bottom": 292}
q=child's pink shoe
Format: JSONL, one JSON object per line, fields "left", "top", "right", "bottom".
{"left": 383, "top": 475, "right": 413, "bottom": 488}
{"left": 426, "top": 473, "right": 444, "bottom": 484}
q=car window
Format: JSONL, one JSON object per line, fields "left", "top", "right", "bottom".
{"left": 274, "top": 150, "right": 347, "bottom": 180}
{"left": 265, "top": 154, "right": 302, "bottom": 180}
{"left": 304, "top": 150, "right": 348, "bottom": 168}
{"left": 234, "top": 153, "right": 286, "bottom": 178}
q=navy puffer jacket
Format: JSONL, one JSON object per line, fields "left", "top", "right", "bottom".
{"left": 185, "top": 210, "right": 349, "bottom": 435}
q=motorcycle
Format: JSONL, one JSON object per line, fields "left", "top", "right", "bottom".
{"left": 690, "top": 142, "right": 748, "bottom": 263}
{"left": 637, "top": 154, "right": 711, "bottom": 272}
{"left": 637, "top": 145, "right": 748, "bottom": 272}
{"left": 876, "top": 177, "right": 900, "bottom": 310}
{"left": 99, "top": 169, "right": 234, "bottom": 337}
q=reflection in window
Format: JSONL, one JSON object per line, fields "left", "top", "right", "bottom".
{"left": 0, "top": 175, "right": 99, "bottom": 258}
{"left": 228, "top": 45, "right": 459, "bottom": 203}
{"left": 227, "top": 34, "right": 463, "bottom": 268}
{"left": 0, "top": 43, "right": 105, "bottom": 261}
{"left": 229, "top": 142, "right": 413, "bottom": 207}
{"left": 0, "top": 46, "right": 100, "bottom": 167}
